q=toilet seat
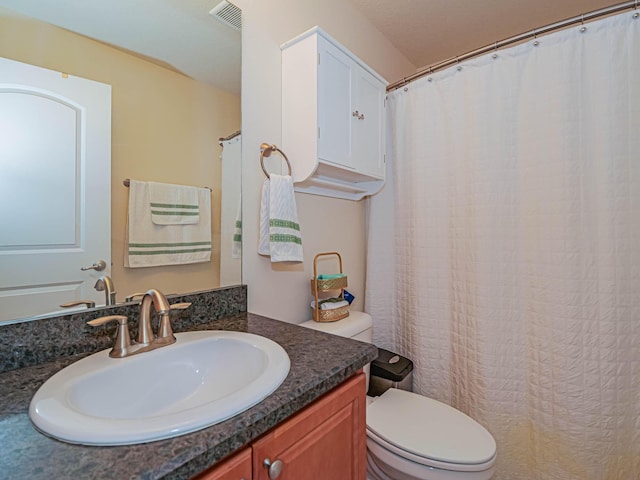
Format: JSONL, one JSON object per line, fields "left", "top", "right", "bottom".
{"left": 366, "top": 389, "right": 496, "bottom": 472}
{"left": 367, "top": 428, "right": 495, "bottom": 473}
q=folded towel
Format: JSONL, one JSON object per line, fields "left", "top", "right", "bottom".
{"left": 258, "top": 174, "right": 303, "bottom": 262}
{"left": 311, "top": 299, "right": 350, "bottom": 310}
{"left": 125, "top": 180, "right": 211, "bottom": 268}
{"left": 149, "top": 181, "right": 200, "bottom": 225}
{"left": 317, "top": 273, "right": 346, "bottom": 280}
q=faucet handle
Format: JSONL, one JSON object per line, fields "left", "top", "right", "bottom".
{"left": 87, "top": 315, "right": 128, "bottom": 327}
{"left": 87, "top": 315, "right": 131, "bottom": 358}
{"left": 125, "top": 292, "right": 146, "bottom": 302}
{"left": 60, "top": 300, "right": 96, "bottom": 309}
{"left": 170, "top": 302, "right": 192, "bottom": 311}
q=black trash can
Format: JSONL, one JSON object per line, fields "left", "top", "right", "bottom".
{"left": 368, "top": 348, "right": 413, "bottom": 397}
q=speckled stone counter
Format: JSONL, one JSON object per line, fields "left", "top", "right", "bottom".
{"left": 0, "top": 311, "right": 378, "bottom": 479}
{"left": 0, "top": 286, "right": 248, "bottom": 372}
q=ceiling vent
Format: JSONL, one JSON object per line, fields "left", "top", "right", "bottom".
{"left": 209, "top": 1, "right": 241, "bottom": 31}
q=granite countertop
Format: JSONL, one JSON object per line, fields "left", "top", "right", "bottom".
{"left": 0, "top": 312, "right": 378, "bottom": 479}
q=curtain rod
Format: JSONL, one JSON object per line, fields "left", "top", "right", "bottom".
{"left": 387, "top": 0, "right": 638, "bottom": 91}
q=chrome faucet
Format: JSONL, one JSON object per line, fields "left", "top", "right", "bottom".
{"left": 94, "top": 275, "right": 117, "bottom": 306}
{"left": 87, "top": 288, "right": 191, "bottom": 358}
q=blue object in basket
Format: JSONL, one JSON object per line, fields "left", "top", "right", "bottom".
{"left": 343, "top": 290, "right": 355, "bottom": 304}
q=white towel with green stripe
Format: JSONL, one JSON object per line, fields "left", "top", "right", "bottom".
{"left": 258, "top": 174, "right": 303, "bottom": 262}
{"left": 125, "top": 180, "right": 211, "bottom": 267}
{"left": 149, "top": 181, "right": 199, "bottom": 225}
{"left": 232, "top": 203, "right": 242, "bottom": 259}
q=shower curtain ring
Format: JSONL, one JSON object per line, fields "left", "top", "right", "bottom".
{"left": 492, "top": 41, "right": 499, "bottom": 59}
{"left": 533, "top": 28, "right": 540, "bottom": 46}
{"left": 580, "top": 14, "right": 587, "bottom": 32}
{"left": 456, "top": 56, "right": 462, "bottom": 71}
{"left": 427, "top": 66, "right": 433, "bottom": 82}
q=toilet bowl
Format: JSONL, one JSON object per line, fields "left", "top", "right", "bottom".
{"left": 300, "top": 312, "right": 496, "bottom": 480}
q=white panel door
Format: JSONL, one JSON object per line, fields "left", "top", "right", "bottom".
{"left": 0, "top": 57, "right": 111, "bottom": 322}
{"left": 352, "top": 66, "right": 385, "bottom": 178}
{"left": 317, "top": 37, "right": 354, "bottom": 169}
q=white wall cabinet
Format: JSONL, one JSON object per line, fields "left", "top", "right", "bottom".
{"left": 282, "top": 27, "right": 387, "bottom": 200}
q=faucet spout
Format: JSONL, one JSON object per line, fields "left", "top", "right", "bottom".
{"left": 137, "top": 289, "right": 171, "bottom": 345}
{"left": 94, "top": 275, "right": 117, "bottom": 306}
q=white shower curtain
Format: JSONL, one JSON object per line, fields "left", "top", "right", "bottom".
{"left": 366, "top": 11, "right": 639, "bottom": 480}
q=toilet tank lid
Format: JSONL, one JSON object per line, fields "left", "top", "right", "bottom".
{"left": 299, "top": 311, "right": 372, "bottom": 339}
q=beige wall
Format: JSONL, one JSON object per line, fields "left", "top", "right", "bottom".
{"left": 235, "top": 0, "right": 415, "bottom": 323}
{"left": 0, "top": 9, "right": 241, "bottom": 299}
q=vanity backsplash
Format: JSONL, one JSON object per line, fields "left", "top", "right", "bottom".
{"left": 0, "top": 285, "right": 247, "bottom": 373}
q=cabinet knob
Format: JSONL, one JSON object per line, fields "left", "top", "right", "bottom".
{"left": 352, "top": 110, "right": 365, "bottom": 120}
{"left": 263, "top": 458, "right": 283, "bottom": 479}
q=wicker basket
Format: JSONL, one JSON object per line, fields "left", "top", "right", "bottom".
{"left": 310, "top": 275, "right": 348, "bottom": 293}
{"left": 313, "top": 304, "right": 350, "bottom": 322}
{"left": 311, "top": 252, "right": 350, "bottom": 323}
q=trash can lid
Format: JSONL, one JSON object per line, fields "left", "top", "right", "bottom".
{"left": 371, "top": 348, "right": 413, "bottom": 382}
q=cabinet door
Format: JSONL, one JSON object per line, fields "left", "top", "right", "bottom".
{"left": 352, "top": 66, "right": 386, "bottom": 178}
{"left": 193, "top": 447, "right": 252, "bottom": 480}
{"left": 252, "top": 372, "right": 366, "bottom": 480}
{"left": 318, "top": 37, "right": 354, "bottom": 169}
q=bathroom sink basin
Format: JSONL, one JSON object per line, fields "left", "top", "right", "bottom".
{"left": 29, "top": 330, "right": 290, "bottom": 445}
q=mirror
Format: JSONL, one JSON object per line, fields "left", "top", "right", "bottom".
{"left": 0, "top": 1, "right": 241, "bottom": 323}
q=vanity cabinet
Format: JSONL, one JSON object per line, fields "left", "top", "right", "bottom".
{"left": 194, "top": 372, "right": 366, "bottom": 480}
{"left": 196, "top": 448, "right": 252, "bottom": 480}
{"left": 281, "top": 27, "right": 387, "bottom": 200}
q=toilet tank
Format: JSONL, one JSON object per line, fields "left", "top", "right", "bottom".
{"left": 300, "top": 311, "right": 374, "bottom": 389}
{"left": 299, "top": 311, "right": 373, "bottom": 342}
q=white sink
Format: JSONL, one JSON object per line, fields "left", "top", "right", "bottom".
{"left": 29, "top": 330, "right": 290, "bottom": 445}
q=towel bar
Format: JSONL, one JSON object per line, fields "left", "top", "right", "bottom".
{"left": 260, "top": 143, "right": 292, "bottom": 179}
{"left": 123, "top": 179, "right": 211, "bottom": 192}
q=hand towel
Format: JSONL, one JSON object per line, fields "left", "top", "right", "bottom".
{"left": 149, "top": 181, "right": 199, "bottom": 225}
{"left": 125, "top": 180, "right": 211, "bottom": 268}
{"left": 232, "top": 203, "right": 242, "bottom": 259}
{"left": 258, "top": 174, "right": 303, "bottom": 262}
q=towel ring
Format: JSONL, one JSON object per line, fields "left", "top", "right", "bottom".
{"left": 260, "top": 143, "right": 292, "bottom": 179}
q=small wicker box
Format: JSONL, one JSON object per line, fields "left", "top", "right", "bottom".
{"left": 310, "top": 275, "right": 348, "bottom": 293}
{"left": 313, "top": 304, "right": 350, "bottom": 322}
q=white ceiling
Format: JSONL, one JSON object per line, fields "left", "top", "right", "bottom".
{"left": 0, "top": 0, "right": 241, "bottom": 94}
{"left": 0, "top": 1, "right": 625, "bottom": 93}
{"left": 350, "top": 0, "right": 622, "bottom": 73}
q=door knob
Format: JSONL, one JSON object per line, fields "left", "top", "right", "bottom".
{"left": 263, "top": 458, "right": 283, "bottom": 479}
{"left": 81, "top": 260, "right": 107, "bottom": 271}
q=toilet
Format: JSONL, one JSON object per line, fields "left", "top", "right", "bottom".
{"left": 301, "top": 311, "right": 497, "bottom": 480}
